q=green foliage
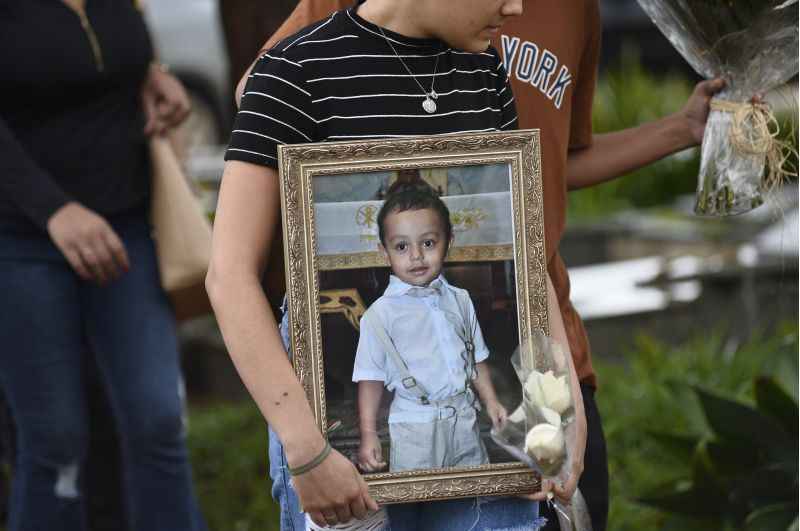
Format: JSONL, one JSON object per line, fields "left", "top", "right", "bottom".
{"left": 568, "top": 48, "right": 700, "bottom": 220}
{"left": 594, "top": 322, "right": 799, "bottom": 531}
{"left": 638, "top": 380, "right": 798, "bottom": 529}
{"left": 187, "top": 402, "right": 280, "bottom": 531}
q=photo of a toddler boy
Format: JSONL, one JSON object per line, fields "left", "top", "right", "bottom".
{"left": 353, "top": 180, "right": 508, "bottom": 473}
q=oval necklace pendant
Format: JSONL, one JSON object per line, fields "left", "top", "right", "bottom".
{"left": 422, "top": 96, "right": 437, "bottom": 114}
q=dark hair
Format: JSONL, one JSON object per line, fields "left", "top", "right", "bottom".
{"left": 377, "top": 180, "right": 452, "bottom": 246}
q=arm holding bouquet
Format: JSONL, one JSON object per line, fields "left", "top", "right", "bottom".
{"left": 547, "top": 274, "right": 587, "bottom": 504}
{"left": 525, "top": 275, "right": 587, "bottom": 504}
{"left": 565, "top": 78, "right": 725, "bottom": 190}
{"left": 636, "top": 0, "right": 798, "bottom": 216}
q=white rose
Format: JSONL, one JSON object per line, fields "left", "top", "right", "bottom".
{"left": 524, "top": 423, "right": 566, "bottom": 463}
{"left": 524, "top": 370, "right": 572, "bottom": 415}
{"left": 508, "top": 405, "right": 526, "bottom": 424}
{"left": 540, "top": 406, "right": 562, "bottom": 427}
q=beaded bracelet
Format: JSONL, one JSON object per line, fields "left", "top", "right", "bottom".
{"left": 288, "top": 441, "right": 332, "bottom": 476}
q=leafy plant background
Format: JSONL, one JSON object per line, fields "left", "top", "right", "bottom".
{"left": 188, "top": 404, "right": 280, "bottom": 531}
{"left": 595, "top": 322, "right": 798, "bottom": 531}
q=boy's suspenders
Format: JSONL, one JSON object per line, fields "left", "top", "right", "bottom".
{"left": 439, "top": 294, "right": 477, "bottom": 376}
{"left": 362, "top": 310, "right": 433, "bottom": 404}
{"left": 361, "top": 290, "right": 478, "bottom": 406}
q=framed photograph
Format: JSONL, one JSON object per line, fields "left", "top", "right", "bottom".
{"left": 278, "top": 130, "right": 548, "bottom": 504}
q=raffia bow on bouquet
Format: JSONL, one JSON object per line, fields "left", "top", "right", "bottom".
{"left": 637, "top": 0, "right": 799, "bottom": 216}
{"left": 490, "top": 332, "right": 592, "bottom": 531}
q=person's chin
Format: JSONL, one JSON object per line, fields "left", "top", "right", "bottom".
{"left": 461, "top": 38, "right": 491, "bottom": 53}
{"left": 404, "top": 269, "right": 433, "bottom": 286}
{"left": 442, "top": 33, "right": 490, "bottom": 53}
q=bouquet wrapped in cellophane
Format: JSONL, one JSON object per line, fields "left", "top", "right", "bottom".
{"left": 637, "top": 0, "right": 798, "bottom": 216}
{"left": 491, "top": 332, "right": 592, "bottom": 531}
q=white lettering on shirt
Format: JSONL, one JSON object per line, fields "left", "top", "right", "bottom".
{"left": 500, "top": 34, "right": 573, "bottom": 110}
{"left": 546, "top": 65, "right": 573, "bottom": 109}
{"left": 516, "top": 42, "right": 539, "bottom": 82}
{"left": 531, "top": 49, "right": 557, "bottom": 91}
{"left": 501, "top": 34, "right": 520, "bottom": 75}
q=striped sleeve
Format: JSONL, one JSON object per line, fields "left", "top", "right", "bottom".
{"left": 225, "top": 53, "right": 316, "bottom": 168}
{"left": 491, "top": 47, "right": 518, "bottom": 131}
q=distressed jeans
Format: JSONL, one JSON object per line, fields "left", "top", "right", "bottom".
{"left": 269, "top": 308, "right": 545, "bottom": 531}
{"left": 0, "top": 214, "right": 205, "bottom": 531}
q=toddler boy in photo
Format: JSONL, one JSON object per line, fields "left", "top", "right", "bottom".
{"left": 353, "top": 180, "right": 508, "bottom": 473}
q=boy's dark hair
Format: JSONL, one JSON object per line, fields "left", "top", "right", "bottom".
{"left": 377, "top": 180, "right": 453, "bottom": 247}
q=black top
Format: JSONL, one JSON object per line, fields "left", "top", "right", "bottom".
{"left": 226, "top": 5, "right": 518, "bottom": 168}
{"left": 0, "top": 0, "right": 153, "bottom": 232}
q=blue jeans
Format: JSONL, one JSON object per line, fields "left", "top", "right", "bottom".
{"left": 0, "top": 214, "right": 205, "bottom": 531}
{"left": 386, "top": 497, "right": 544, "bottom": 531}
{"left": 269, "top": 428, "right": 544, "bottom": 531}
{"left": 269, "top": 310, "right": 545, "bottom": 531}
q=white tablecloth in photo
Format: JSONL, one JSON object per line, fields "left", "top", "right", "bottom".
{"left": 314, "top": 192, "right": 513, "bottom": 256}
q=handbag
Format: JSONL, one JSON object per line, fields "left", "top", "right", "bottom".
{"left": 149, "top": 135, "right": 213, "bottom": 321}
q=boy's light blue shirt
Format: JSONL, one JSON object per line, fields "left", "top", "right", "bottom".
{"left": 353, "top": 274, "right": 490, "bottom": 422}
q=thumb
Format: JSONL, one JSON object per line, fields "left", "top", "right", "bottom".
{"left": 373, "top": 447, "right": 386, "bottom": 465}
{"left": 357, "top": 473, "right": 379, "bottom": 512}
{"left": 699, "top": 77, "right": 725, "bottom": 96}
{"left": 142, "top": 92, "right": 158, "bottom": 135}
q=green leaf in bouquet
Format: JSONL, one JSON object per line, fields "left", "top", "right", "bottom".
{"left": 744, "top": 503, "right": 798, "bottom": 531}
{"left": 755, "top": 376, "right": 799, "bottom": 439}
{"left": 693, "top": 385, "right": 793, "bottom": 457}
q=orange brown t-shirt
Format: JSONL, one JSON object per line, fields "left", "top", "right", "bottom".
{"left": 255, "top": 0, "right": 601, "bottom": 387}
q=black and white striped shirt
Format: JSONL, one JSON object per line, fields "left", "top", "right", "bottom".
{"left": 225, "top": 6, "right": 518, "bottom": 168}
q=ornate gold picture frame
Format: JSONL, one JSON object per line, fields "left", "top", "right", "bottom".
{"left": 278, "top": 130, "right": 547, "bottom": 504}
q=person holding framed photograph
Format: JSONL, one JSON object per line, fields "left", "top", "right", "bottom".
{"left": 354, "top": 180, "right": 508, "bottom": 474}
{"left": 208, "top": 0, "right": 586, "bottom": 529}
{"left": 243, "top": 2, "right": 726, "bottom": 529}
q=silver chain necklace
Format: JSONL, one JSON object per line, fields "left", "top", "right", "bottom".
{"left": 378, "top": 27, "right": 441, "bottom": 114}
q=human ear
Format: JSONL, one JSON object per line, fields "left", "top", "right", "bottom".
{"left": 445, "top": 233, "right": 455, "bottom": 257}
{"left": 378, "top": 242, "right": 390, "bottom": 263}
